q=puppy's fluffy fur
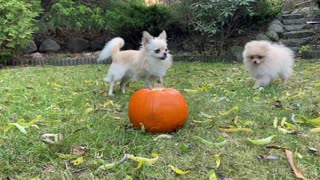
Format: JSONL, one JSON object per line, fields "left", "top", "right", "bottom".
{"left": 242, "top": 40, "right": 294, "bottom": 88}
{"left": 97, "top": 30, "right": 172, "bottom": 95}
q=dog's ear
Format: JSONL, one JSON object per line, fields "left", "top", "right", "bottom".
{"left": 158, "top": 30, "right": 167, "bottom": 40}
{"left": 142, "top": 31, "right": 153, "bottom": 45}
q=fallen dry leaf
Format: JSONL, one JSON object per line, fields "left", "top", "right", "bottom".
{"left": 285, "top": 149, "right": 307, "bottom": 180}
{"left": 71, "top": 146, "right": 87, "bottom": 155}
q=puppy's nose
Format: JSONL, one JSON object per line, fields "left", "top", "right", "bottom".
{"left": 161, "top": 53, "right": 167, "bottom": 60}
{"left": 253, "top": 60, "right": 257, "bottom": 64}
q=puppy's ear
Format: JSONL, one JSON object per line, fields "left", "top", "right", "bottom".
{"left": 158, "top": 30, "right": 167, "bottom": 40}
{"left": 142, "top": 31, "right": 153, "bottom": 45}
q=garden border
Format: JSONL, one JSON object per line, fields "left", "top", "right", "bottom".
{"left": 9, "top": 55, "right": 237, "bottom": 67}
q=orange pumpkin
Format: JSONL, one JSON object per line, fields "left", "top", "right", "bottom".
{"left": 128, "top": 87, "right": 188, "bottom": 133}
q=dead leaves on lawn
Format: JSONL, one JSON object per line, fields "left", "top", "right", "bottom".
{"left": 4, "top": 115, "right": 42, "bottom": 135}
{"left": 285, "top": 149, "right": 308, "bottom": 180}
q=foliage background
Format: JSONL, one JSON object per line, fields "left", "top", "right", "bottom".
{"left": 1, "top": 0, "right": 285, "bottom": 61}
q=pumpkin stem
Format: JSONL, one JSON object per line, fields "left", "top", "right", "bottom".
{"left": 151, "top": 84, "right": 164, "bottom": 91}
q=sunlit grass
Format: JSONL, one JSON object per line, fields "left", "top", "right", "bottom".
{"left": 0, "top": 60, "right": 319, "bottom": 179}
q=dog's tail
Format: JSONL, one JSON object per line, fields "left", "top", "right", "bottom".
{"left": 97, "top": 37, "right": 125, "bottom": 62}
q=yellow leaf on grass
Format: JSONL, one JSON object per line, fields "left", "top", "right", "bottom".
{"left": 280, "top": 117, "right": 287, "bottom": 127}
{"left": 277, "top": 127, "right": 295, "bottom": 134}
{"left": 209, "top": 169, "right": 218, "bottom": 180}
{"left": 153, "top": 134, "right": 173, "bottom": 141}
{"left": 168, "top": 164, "right": 190, "bottom": 175}
{"left": 97, "top": 162, "right": 116, "bottom": 171}
{"left": 96, "top": 154, "right": 128, "bottom": 171}
{"left": 192, "top": 136, "right": 214, "bottom": 146}
{"left": 26, "top": 115, "right": 42, "bottom": 128}
{"left": 71, "top": 156, "right": 84, "bottom": 166}
{"left": 56, "top": 153, "right": 78, "bottom": 160}
{"left": 4, "top": 123, "right": 27, "bottom": 134}
{"left": 285, "top": 149, "right": 307, "bottom": 180}
{"left": 213, "top": 154, "right": 221, "bottom": 168}
{"left": 83, "top": 107, "right": 93, "bottom": 116}
{"left": 214, "top": 137, "right": 227, "bottom": 146}
{"left": 199, "top": 112, "right": 215, "bottom": 119}
{"left": 219, "top": 106, "right": 239, "bottom": 116}
{"left": 310, "top": 128, "right": 320, "bottom": 133}
{"left": 219, "top": 128, "right": 253, "bottom": 133}
{"left": 273, "top": 117, "right": 278, "bottom": 128}
{"left": 127, "top": 153, "right": 159, "bottom": 169}
{"left": 248, "top": 135, "right": 276, "bottom": 145}
{"left": 183, "top": 89, "right": 198, "bottom": 94}
{"left": 297, "top": 116, "right": 320, "bottom": 126}
{"left": 103, "top": 100, "right": 114, "bottom": 107}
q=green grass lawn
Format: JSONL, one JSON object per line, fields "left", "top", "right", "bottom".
{"left": 0, "top": 60, "right": 319, "bottom": 179}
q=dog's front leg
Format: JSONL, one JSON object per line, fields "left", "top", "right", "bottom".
{"left": 120, "top": 77, "right": 130, "bottom": 94}
{"left": 253, "top": 78, "right": 271, "bottom": 89}
{"left": 108, "top": 80, "right": 116, "bottom": 96}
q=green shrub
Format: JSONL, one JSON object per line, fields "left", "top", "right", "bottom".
{"left": 298, "top": 45, "right": 311, "bottom": 55}
{"left": 40, "top": 0, "right": 106, "bottom": 31}
{"left": 254, "top": 0, "right": 285, "bottom": 20}
{"left": 0, "top": 0, "right": 41, "bottom": 62}
{"left": 189, "top": 0, "right": 256, "bottom": 54}
{"left": 106, "top": 1, "right": 179, "bottom": 47}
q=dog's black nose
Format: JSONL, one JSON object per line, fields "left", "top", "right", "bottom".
{"left": 160, "top": 53, "right": 167, "bottom": 60}
{"left": 253, "top": 60, "right": 257, "bottom": 64}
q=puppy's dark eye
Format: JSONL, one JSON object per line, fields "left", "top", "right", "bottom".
{"left": 249, "top": 56, "right": 254, "bottom": 60}
{"left": 165, "top": 49, "right": 168, "bottom": 52}
{"left": 154, "top": 49, "right": 160, "bottom": 53}
{"left": 257, "top": 56, "right": 263, "bottom": 59}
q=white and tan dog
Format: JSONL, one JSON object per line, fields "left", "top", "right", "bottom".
{"left": 242, "top": 40, "right": 294, "bottom": 88}
{"left": 98, "top": 30, "right": 172, "bottom": 95}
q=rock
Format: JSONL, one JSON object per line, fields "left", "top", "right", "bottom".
{"left": 284, "top": 24, "right": 308, "bottom": 31}
{"left": 229, "top": 46, "right": 244, "bottom": 62}
{"left": 39, "top": 39, "right": 61, "bottom": 52}
{"left": 282, "top": 18, "right": 306, "bottom": 25}
{"left": 269, "top": 19, "right": 283, "bottom": 26}
{"left": 24, "top": 41, "right": 38, "bottom": 53}
{"left": 89, "top": 40, "right": 105, "bottom": 51}
{"left": 30, "top": 52, "right": 44, "bottom": 59}
{"left": 266, "top": 31, "right": 280, "bottom": 41}
{"left": 283, "top": 30, "right": 315, "bottom": 39}
{"left": 292, "top": 7, "right": 319, "bottom": 17}
{"left": 268, "top": 23, "right": 284, "bottom": 34}
{"left": 256, "top": 33, "right": 271, "bottom": 41}
{"left": 67, "top": 38, "right": 89, "bottom": 52}
{"left": 281, "top": 36, "right": 314, "bottom": 47}
{"left": 282, "top": 14, "right": 304, "bottom": 19}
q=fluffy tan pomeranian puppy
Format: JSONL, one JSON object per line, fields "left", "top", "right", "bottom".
{"left": 242, "top": 40, "right": 295, "bottom": 88}
{"left": 97, "top": 30, "right": 172, "bottom": 95}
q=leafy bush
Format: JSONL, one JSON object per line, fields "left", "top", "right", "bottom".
{"left": 254, "top": 0, "right": 285, "bottom": 20}
{"left": 298, "top": 45, "right": 311, "bottom": 55}
{"left": 190, "top": 0, "right": 255, "bottom": 35}
{"left": 0, "top": 0, "right": 41, "bottom": 62}
{"left": 189, "top": 0, "right": 256, "bottom": 54}
{"left": 40, "top": 0, "right": 107, "bottom": 31}
{"left": 106, "top": 1, "right": 179, "bottom": 48}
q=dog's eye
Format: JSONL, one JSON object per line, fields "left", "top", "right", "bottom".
{"left": 249, "top": 56, "right": 254, "bottom": 60}
{"left": 154, "top": 49, "right": 160, "bottom": 53}
{"left": 257, "top": 56, "right": 263, "bottom": 59}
